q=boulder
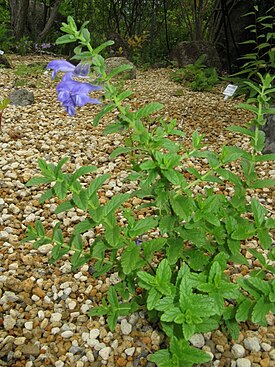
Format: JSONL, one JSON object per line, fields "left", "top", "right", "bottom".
{"left": 105, "top": 57, "right": 136, "bottom": 80}
{"left": 261, "top": 109, "right": 275, "bottom": 154}
{"left": 9, "top": 89, "right": 34, "bottom": 106}
{"left": 0, "top": 55, "right": 12, "bottom": 69}
{"left": 170, "top": 41, "right": 221, "bottom": 70}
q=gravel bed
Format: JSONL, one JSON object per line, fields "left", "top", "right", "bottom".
{"left": 0, "top": 55, "right": 274, "bottom": 367}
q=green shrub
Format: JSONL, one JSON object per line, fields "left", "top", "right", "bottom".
{"left": 170, "top": 54, "right": 220, "bottom": 91}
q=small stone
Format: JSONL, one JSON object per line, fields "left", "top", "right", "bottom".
{"left": 189, "top": 333, "right": 205, "bottom": 348}
{"left": 24, "top": 321, "right": 33, "bottom": 330}
{"left": 261, "top": 342, "right": 271, "bottom": 352}
{"left": 99, "top": 346, "right": 111, "bottom": 360}
{"left": 90, "top": 329, "right": 100, "bottom": 339}
{"left": 125, "top": 347, "right": 135, "bottom": 356}
{"left": 3, "top": 315, "right": 16, "bottom": 330}
{"left": 61, "top": 330, "right": 74, "bottom": 338}
{"left": 68, "top": 300, "right": 77, "bottom": 310}
{"left": 38, "top": 244, "right": 53, "bottom": 254}
{"left": 243, "top": 337, "right": 260, "bottom": 352}
{"left": 117, "top": 357, "right": 127, "bottom": 366}
{"left": 86, "top": 350, "right": 95, "bottom": 362}
{"left": 14, "top": 337, "right": 26, "bottom": 346}
{"left": 51, "top": 312, "right": 62, "bottom": 322}
{"left": 51, "top": 327, "right": 60, "bottom": 334}
{"left": 236, "top": 358, "right": 251, "bottom": 367}
{"left": 259, "top": 358, "right": 270, "bottom": 367}
{"left": 55, "top": 361, "right": 65, "bottom": 367}
{"left": 21, "top": 343, "right": 40, "bottom": 357}
{"left": 232, "top": 344, "right": 246, "bottom": 358}
{"left": 269, "top": 349, "right": 275, "bottom": 360}
{"left": 120, "top": 319, "right": 132, "bottom": 335}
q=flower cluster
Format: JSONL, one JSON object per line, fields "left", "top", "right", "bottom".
{"left": 46, "top": 60, "right": 102, "bottom": 116}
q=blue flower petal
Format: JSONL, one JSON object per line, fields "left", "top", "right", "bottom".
{"left": 47, "top": 60, "right": 75, "bottom": 79}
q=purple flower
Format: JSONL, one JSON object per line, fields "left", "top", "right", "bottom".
{"left": 56, "top": 73, "right": 102, "bottom": 116}
{"left": 47, "top": 60, "right": 90, "bottom": 79}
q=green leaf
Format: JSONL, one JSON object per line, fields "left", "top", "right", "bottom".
{"left": 35, "top": 220, "right": 45, "bottom": 237}
{"left": 88, "top": 306, "right": 108, "bottom": 317}
{"left": 105, "top": 224, "right": 121, "bottom": 248}
{"left": 87, "top": 174, "right": 110, "bottom": 197}
{"left": 167, "top": 239, "right": 183, "bottom": 265}
{"left": 56, "top": 34, "right": 77, "bottom": 44}
{"left": 155, "top": 259, "right": 172, "bottom": 295}
{"left": 74, "top": 218, "right": 95, "bottom": 235}
{"left": 104, "top": 121, "right": 126, "bottom": 135}
{"left": 26, "top": 176, "right": 52, "bottom": 186}
{"left": 103, "top": 193, "right": 129, "bottom": 217}
{"left": 255, "top": 153, "right": 275, "bottom": 162}
{"left": 251, "top": 198, "right": 267, "bottom": 226}
{"left": 221, "top": 146, "right": 244, "bottom": 163}
{"left": 54, "top": 181, "right": 68, "bottom": 200}
{"left": 39, "top": 188, "right": 55, "bottom": 204}
{"left": 252, "top": 297, "right": 272, "bottom": 325}
{"left": 137, "top": 271, "right": 156, "bottom": 289}
{"left": 110, "top": 147, "right": 135, "bottom": 159}
{"left": 55, "top": 200, "right": 74, "bottom": 214}
{"left": 135, "top": 102, "right": 164, "bottom": 119}
{"left": 121, "top": 242, "right": 140, "bottom": 275}
{"left": 93, "top": 40, "right": 114, "bottom": 55}
{"left": 235, "top": 298, "right": 253, "bottom": 322}
{"left": 93, "top": 104, "right": 116, "bottom": 127}
{"left": 72, "top": 166, "right": 97, "bottom": 181}
{"left": 227, "top": 125, "right": 254, "bottom": 137}
{"left": 142, "top": 238, "right": 167, "bottom": 260}
{"left": 147, "top": 287, "right": 162, "bottom": 311}
{"left": 170, "top": 195, "right": 194, "bottom": 221}
{"left": 107, "top": 64, "right": 133, "bottom": 80}
{"left": 250, "top": 179, "right": 275, "bottom": 189}
{"left": 129, "top": 217, "right": 158, "bottom": 238}
{"left": 148, "top": 350, "right": 172, "bottom": 367}
{"left": 170, "top": 337, "right": 211, "bottom": 365}
{"left": 72, "top": 189, "right": 89, "bottom": 210}
{"left": 258, "top": 228, "right": 272, "bottom": 250}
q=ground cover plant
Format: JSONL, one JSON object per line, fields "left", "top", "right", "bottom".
{"left": 24, "top": 17, "right": 275, "bottom": 366}
{"left": 170, "top": 55, "right": 220, "bottom": 92}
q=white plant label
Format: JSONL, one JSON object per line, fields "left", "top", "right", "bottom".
{"left": 223, "top": 84, "right": 238, "bottom": 100}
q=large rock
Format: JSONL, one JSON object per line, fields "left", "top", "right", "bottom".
{"left": 0, "top": 54, "right": 12, "bottom": 68}
{"left": 105, "top": 57, "right": 136, "bottom": 80}
{"left": 9, "top": 89, "right": 34, "bottom": 106}
{"left": 170, "top": 41, "right": 221, "bottom": 70}
{"left": 261, "top": 109, "right": 275, "bottom": 154}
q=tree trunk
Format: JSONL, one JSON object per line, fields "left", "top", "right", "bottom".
{"left": 38, "top": 0, "right": 62, "bottom": 40}
{"left": 9, "top": 0, "right": 30, "bottom": 41}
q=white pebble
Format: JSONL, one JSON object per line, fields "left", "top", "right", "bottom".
{"left": 86, "top": 350, "right": 94, "bottom": 362}
{"left": 120, "top": 319, "right": 132, "bottom": 335}
{"left": 99, "top": 346, "right": 111, "bottom": 360}
{"left": 243, "top": 337, "right": 260, "bottom": 352}
{"left": 55, "top": 361, "right": 64, "bottom": 367}
{"left": 89, "top": 329, "right": 100, "bottom": 339}
{"left": 189, "top": 333, "right": 205, "bottom": 348}
{"left": 125, "top": 347, "right": 135, "bottom": 356}
{"left": 68, "top": 300, "right": 77, "bottom": 310}
{"left": 24, "top": 321, "right": 33, "bottom": 330}
{"left": 232, "top": 344, "right": 245, "bottom": 358}
{"left": 51, "top": 327, "right": 60, "bottom": 335}
{"left": 61, "top": 330, "right": 74, "bottom": 338}
{"left": 51, "top": 312, "right": 62, "bottom": 322}
{"left": 261, "top": 342, "right": 271, "bottom": 352}
{"left": 236, "top": 358, "right": 251, "bottom": 367}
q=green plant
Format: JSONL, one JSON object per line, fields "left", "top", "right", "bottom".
{"left": 23, "top": 17, "right": 275, "bottom": 366}
{"left": 15, "top": 36, "right": 33, "bottom": 55}
{"left": 228, "top": 6, "right": 275, "bottom": 98}
{"left": 236, "top": 6, "right": 274, "bottom": 80}
{"left": 170, "top": 54, "right": 220, "bottom": 91}
{"left": 14, "top": 63, "right": 46, "bottom": 77}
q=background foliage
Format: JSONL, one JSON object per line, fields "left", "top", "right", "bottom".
{"left": 0, "top": 0, "right": 274, "bottom": 69}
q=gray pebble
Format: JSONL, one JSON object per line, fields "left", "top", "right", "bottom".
{"left": 232, "top": 344, "right": 246, "bottom": 358}
{"left": 236, "top": 358, "right": 251, "bottom": 367}
{"left": 189, "top": 333, "right": 205, "bottom": 348}
{"left": 120, "top": 318, "right": 132, "bottom": 335}
{"left": 243, "top": 337, "right": 260, "bottom": 352}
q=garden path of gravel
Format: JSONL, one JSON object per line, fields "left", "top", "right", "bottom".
{"left": 0, "top": 55, "right": 274, "bottom": 367}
